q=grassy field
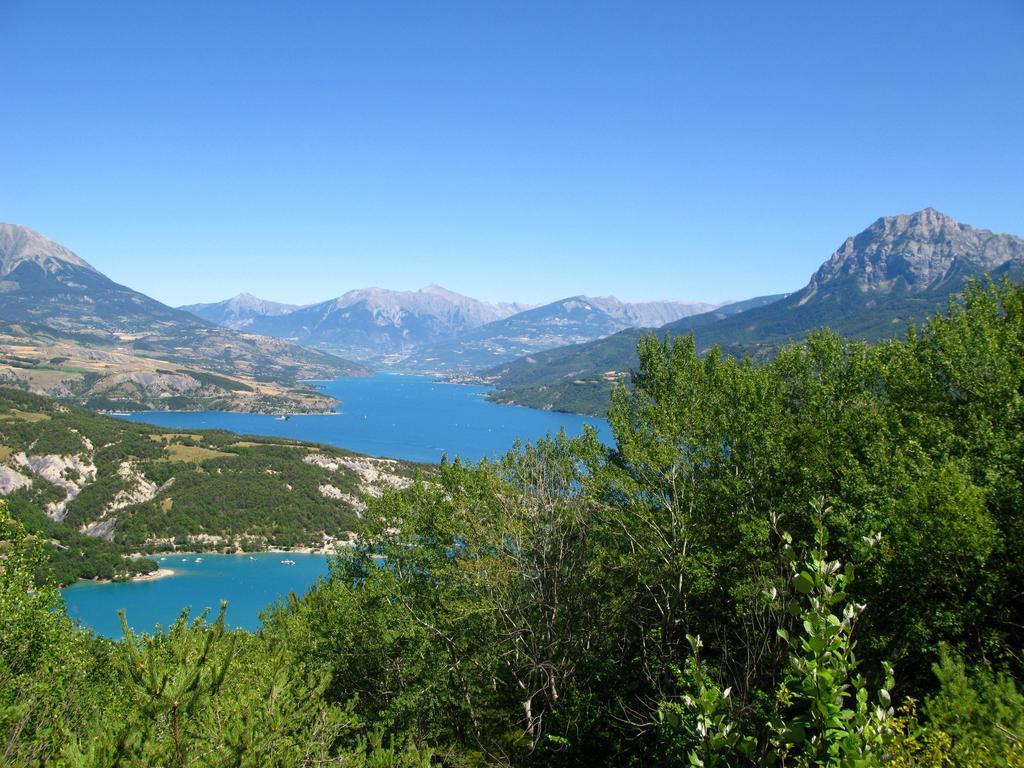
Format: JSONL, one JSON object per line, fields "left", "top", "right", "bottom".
{"left": 160, "top": 444, "right": 235, "bottom": 462}
{"left": 2, "top": 409, "right": 52, "bottom": 423}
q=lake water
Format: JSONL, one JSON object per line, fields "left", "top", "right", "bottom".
{"left": 67, "top": 375, "right": 613, "bottom": 636}
{"left": 62, "top": 553, "right": 331, "bottom": 638}
{"left": 115, "top": 374, "right": 613, "bottom": 464}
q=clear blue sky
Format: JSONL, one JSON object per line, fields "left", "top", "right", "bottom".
{"left": 1, "top": 1, "right": 1022, "bottom": 307}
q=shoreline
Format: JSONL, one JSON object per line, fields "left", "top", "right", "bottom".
{"left": 66, "top": 544, "right": 353, "bottom": 589}
{"left": 132, "top": 567, "right": 176, "bottom": 582}
{"left": 107, "top": 408, "right": 340, "bottom": 417}
{"left": 65, "top": 549, "right": 348, "bottom": 589}
{"left": 140, "top": 541, "right": 349, "bottom": 560}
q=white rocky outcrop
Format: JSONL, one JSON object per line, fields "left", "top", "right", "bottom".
{"left": 338, "top": 457, "right": 411, "bottom": 496}
{"left": 105, "top": 461, "right": 158, "bottom": 513}
{"left": 304, "top": 453, "right": 341, "bottom": 472}
{"left": 80, "top": 518, "right": 117, "bottom": 541}
{"left": 0, "top": 466, "right": 32, "bottom": 495}
{"left": 13, "top": 452, "right": 97, "bottom": 521}
{"left": 306, "top": 453, "right": 411, "bottom": 500}
{"left": 319, "top": 483, "right": 344, "bottom": 500}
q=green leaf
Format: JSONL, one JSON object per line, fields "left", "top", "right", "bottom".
{"left": 794, "top": 572, "right": 814, "bottom": 594}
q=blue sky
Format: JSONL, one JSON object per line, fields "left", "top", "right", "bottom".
{"left": 1, "top": 1, "right": 1022, "bottom": 307}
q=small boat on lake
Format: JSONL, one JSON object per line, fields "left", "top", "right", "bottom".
{"left": 275, "top": 415, "right": 291, "bottom": 421}
{"left": 281, "top": 559, "right": 296, "bottom": 566}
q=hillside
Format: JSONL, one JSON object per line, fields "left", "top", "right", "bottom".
{"left": 400, "top": 294, "right": 716, "bottom": 372}
{"left": 0, "top": 224, "right": 368, "bottom": 412}
{"left": 484, "top": 209, "right": 1024, "bottom": 415}
{"left": 0, "top": 387, "right": 421, "bottom": 584}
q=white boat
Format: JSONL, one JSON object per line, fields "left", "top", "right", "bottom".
{"left": 280, "top": 559, "right": 296, "bottom": 566}
{"left": 194, "top": 557, "right": 202, "bottom": 563}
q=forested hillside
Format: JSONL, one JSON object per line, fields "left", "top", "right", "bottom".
{"left": 2, "top": 278, "right": 1022, "bottom": 766}
{"left": 0, "top": 389, "right": 419, "bottom": 585}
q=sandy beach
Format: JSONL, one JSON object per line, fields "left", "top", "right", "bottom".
{"left": 132, "top": 568, "right": 176, "bottom": 582}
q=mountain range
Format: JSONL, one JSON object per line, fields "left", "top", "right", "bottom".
{"left": 399, "top": 295, "right": 717, "bottom": 371}
{"left": 1, "top": 208, "right": 1018, "bottom": 418}
{"left": 482, "top": 208, "right": 1024, "bottom": 414}
{"left": 181, "top": 288, "right": 714, "bottom": 369}
{"left": 0, "top": 224, "right": 366, "bottom": 413}
{"left": 223, "top": 285, "right": 532, "bottom": 363}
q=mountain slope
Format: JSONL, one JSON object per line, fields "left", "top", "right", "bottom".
{"left": 402, "top": 295, "right": 717, "bottom": 372}
{"left": 235, "top": 284, "right": 531, "bottom": 363}
{"left": 485, "top": 209, "right": 1024, "bottom": 415}
{"left": 179, "top": 293, "right": 301, "bottom": 330}
{"left": 0, "top": 224, "right": 367, "bottom": 412}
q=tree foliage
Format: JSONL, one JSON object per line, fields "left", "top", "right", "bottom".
{"left": 1, "top": 279, "right": 1023, "bottom": 765}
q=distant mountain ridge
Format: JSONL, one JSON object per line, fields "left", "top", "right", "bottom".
{"left": 401, "top": 294, "right": 717, "bottom": 372}
{"left": 180, "top": 293, "right": 302, "bottom": 330}
{"left": 230, "top": 285, "right": 532, "bottom": 362}
{"left": 478, "top": 294, "right": 784, "bottom": 413}
{"left": 182, "top": 285, "right": 712, "bottom": 369}
{"left": 0, "top": 224, "right": 366, "bottom": 412}
{"left": 484, "top": 209, "right": 1024, "bottom": 415}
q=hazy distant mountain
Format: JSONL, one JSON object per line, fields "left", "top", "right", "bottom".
{"left": 478, "top": 294, "right": 784, "bottom": 413}
{"left": 238, "top": 284, "right": 532, "bottom": 362}
{"left": 484, "top": 209, "right": 1024, "bottom": 415}
{"left": 400, "top": 295, "right": 717, "bottom": 372}
{"left": 0, "top": 224, "right": 366, "bottom": 412}
{"left": 180, "top": 293, "right": 301, "bottom": 330}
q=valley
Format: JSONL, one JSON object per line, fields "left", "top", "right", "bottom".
{"left": 4, "top": 4, "right": 1022, "bottom": 763}
{"left": 174, "top": 210, "right": 1024, "bottom": 418}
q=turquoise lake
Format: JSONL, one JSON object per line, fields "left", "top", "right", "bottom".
{"left": 114, "top": 373, "right": 613, "bottom": 464}
{"left": 64, "top": 374, "right": 613, "bottom": 636}
{"left": 63, "top": 553, "right": 330, "bottom": 638}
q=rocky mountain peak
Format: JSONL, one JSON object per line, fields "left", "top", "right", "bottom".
{"left": 806, "top": 209, "right": 1024, "bottom": 295}
{"left": 0, "top": 223, "right": 96, "bottom": 277}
